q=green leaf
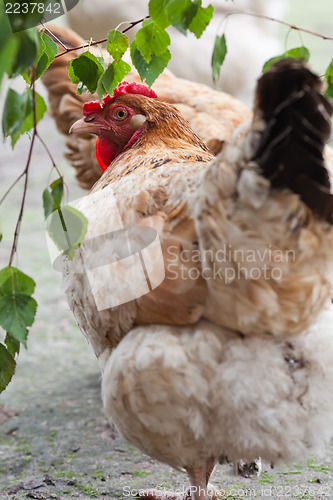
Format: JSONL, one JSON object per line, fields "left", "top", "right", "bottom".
{"left": 0, "top": 38, "right": 18, "bottom": 90}
{"left": 135, "top": 19, "right": 170, "bottom": 63}
{"left": 0, "top": 2, "right": 16, "bottom": 87}
{"left": 0, "top": 343, "right": 16, "bottom": 394}
{"left": 131, "top": 40, "right": 171, "bottom": 87}
{"left": 285, "top": 46, "right": 310, "bottom": 61}
{"left": 68, "top": 52, "right": 105, "bottom": 93}
{"left": 149, "top": 0, "right": 169, "bottom": 30}
{"left": 212, "top": 34, "right": 227, "bottom": 82}
{"left": 20, "top": 91, "right": 47, "bottom": 136}
{"left": 50, "top": 178, "right": 64, "bottom": 209}
{"left": 100, "top": 60, "right": 131, "bottom": 97}
{"left": 0, "top": 1, "right": 13, "bottom": 47}
{"left": 35, "top": 31, "right": 58, "bottom": 80}
{"left": 5, "top": 333, "right": 20, "bottom": 357}
{"left": 22, "top": 31, "right": 46, "bottom": 83}
{"left": 2, "top": 89, "right": 29, "bottom": 146}
{"left": 107, "top": 30, "right": 129, "bottom": 62}
{"left": 68, "top": 61, "right": 80, "bottom": 84}
{"left": 43, "top": 179, "right": 64, "bottom": 218}
{"left": 2, "top": 88, "right": 47, "bottom": 146}
{"left": 0, "top": 266, "right": 37, "bottom": 347}
{"left": 0, "top": 294, "right": 37, "bottom": 346}
{"left": 263, "top": 46, "right": 310, "bottom": 72}
{"left": 188, "top": 3, "right": 213, "bottom": 38}
{"left": 41, "top": 31, "right": 58, "bottom": 60}
{"left": 96, "top": 77, "right": 106, "bottom": 104}
{"left": 165, "top": 0, "right": 198, "bottom": 35}
{"left": 43, "top": 189, "right": 54, "bottom": 219}
{"left": 0, "top": 266, "right": 36, "bottom": 297}
{"left": 11, "top": 29, "right": 39, "bottom": 77}
{"left": 324, "top": 59, "right": 333, "bottom": 102}
{"left": 45, "top": 206, "right": 88, "bottom": 260}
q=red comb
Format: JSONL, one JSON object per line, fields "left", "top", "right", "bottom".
{"left": 83, "top": 99, "right": 102, "bottom": 116}
{"left": 83, "top": 81, "right": 157, "bottom": 116}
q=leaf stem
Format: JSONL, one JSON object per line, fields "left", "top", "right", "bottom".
{"left": 8, "top": 67, "right": 38, "bottom": 267}
{"left": 54, "top": 15, "right": 150, "bottom": 59}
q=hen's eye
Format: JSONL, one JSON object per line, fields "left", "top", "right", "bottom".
{"left": 114, "top": 108, "right": 128, "bottom": 120}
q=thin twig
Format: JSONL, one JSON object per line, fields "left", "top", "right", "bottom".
{"left": 36, "top": 131, "right": 70, "bottom": 203}
{"left": 224, "top": 10, "right": 333, "bottom": 41}
{"left": 1, "top": 102, "right": 65, "bottom": 219}
{"left": 0, "top": 171, "right": 26, "bottom": 206}
{"left": 51, "top": 9, "right": 333, "bottom": 62}
{"left": 36, "top": 132, "right": 64, "bottom": 182}
{"left": 8, "top": 67, "right": 38, "bottom": 267}
{"left": 40, "top": 22, "right": 68, "bottom": 49}
{"left": 54, "top": 15, "right": 150, "bottom": 58}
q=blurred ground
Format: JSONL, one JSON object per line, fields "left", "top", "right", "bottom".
{"left": 1, "top": 1, "right": 333, "bottom": 499}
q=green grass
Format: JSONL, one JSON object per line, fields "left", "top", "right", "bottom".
{"left": 254, "top": 471, "right": 276, "bottom": 485}
{"left": 307, "top": 457, "right": 333, "bottom": 474}
{"left": 47, "top": 429, "right": 58, "bottom": 441}
{"left": 78, "top": 483, "right": 99, "bottom": 497}
{"left": 132, "top": 469, "right": 150, "bottom": 477}
{"left": 92, "top": 469, "right": 105, "bottom": 479}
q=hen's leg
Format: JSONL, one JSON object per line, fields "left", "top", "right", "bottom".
{"left": 137, "top": 458, "right": 218, "bottom": 500}
{"left": 205, "top": 457, "right": 216, "bottom": 484}
{"left": 186, "top": 464, "right": 208, "bottom": 500}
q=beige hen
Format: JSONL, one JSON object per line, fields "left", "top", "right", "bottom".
{"left": 45, "top": 55, "right": 333, "bottom": 500}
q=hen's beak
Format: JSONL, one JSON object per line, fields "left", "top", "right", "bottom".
{"left": 69, "top": 118, "right": 98, "bottom": 135}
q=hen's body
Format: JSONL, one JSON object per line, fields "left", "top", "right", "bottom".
{"left": 59, "top": 59, "right": 333, "bottom": 499}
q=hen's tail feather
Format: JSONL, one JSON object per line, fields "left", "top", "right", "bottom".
{"left": 252, "top": 59, "right": 333, "bottom": 222}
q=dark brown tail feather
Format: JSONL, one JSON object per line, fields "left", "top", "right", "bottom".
{"left": 252, "top": 59, "right": 333, "bottom": 222}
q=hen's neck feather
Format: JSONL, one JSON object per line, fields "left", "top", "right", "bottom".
{"left": 94, "top": 95, "right": 214, "bottom": 185}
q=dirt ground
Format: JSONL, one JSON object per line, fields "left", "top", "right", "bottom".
{"left": 1, "top": 3, "right": 333, "bottom": 498}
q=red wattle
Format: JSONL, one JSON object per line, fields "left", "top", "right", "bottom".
{"left": 95, "top": 138, "right": 108, "bottom": 172}
{"left": 95, "top": 137, "right": 119, "bottom": 172}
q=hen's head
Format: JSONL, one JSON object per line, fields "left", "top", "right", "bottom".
{"left": 70, "top": 82, "right": 158, "bottom": 172}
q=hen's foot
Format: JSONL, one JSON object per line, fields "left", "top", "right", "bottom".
{"left": 236, "top": 458, "right": 262, "bottom": 477}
